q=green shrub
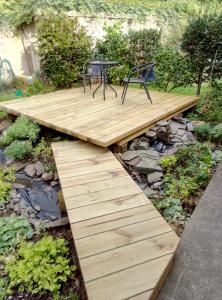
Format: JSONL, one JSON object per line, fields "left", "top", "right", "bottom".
{"left": 5, "top": 141, "right": 33, "bottom": 160}
{"left": 155, "top": 198, "right": 185, "bottom": 223}
{"left": 153, "top": 47, "right": 194, "bottom": 92}
{"left": 25, "top": 79, "right": 56, "bottom": 96}
{"left": 0, "top": 116, "right": 40, "bottom": 146}
{"left": 0, "top": 110, "right": 8, "bottom": 120}
{"left": 211, "top": 124, "right": 222, "bottom": 142}
{"left": 181, "top": 15, "right": 222, "bottom": 95}
{"left": 0, "top": 216, "right": 33, "bottom": 253}
{"left": 159, "top": 155, "right": 177, "bottom": 172}
{"left": 0, "top": 168, "right": 15, "bottom": 205}
{"left": 33, "top": 138, "right": 52, "bottom": 164}
{"left": 128, "top": 28, "right": 161, "bottom": 66}
{"left": 37, "top": 14, "right": 92, "bottom": 88}
{"left": 6, "top": 236, "right": 76, "bottom": 298}
{"left": 194, "top": 124, "right": 212, "bottom": 141}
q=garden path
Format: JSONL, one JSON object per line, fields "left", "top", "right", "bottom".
{"left": 52, "top": 140, "right": 179, "bottom": 300}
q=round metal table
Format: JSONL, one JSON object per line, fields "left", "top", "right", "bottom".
{"left": 89, "top": 60, "right": 119, "bottom": 101}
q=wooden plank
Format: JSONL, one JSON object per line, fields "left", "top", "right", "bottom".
{"left": 81, "top": 232, "right": 178, "bottom": 281}
{"left": 0, "top": 86, "right": 198, "bottom": 147}
{"left": 85, "top": 254, "right": 175, "bottom": 300}
{"left": 75, "top": 217, "right": 172, "bottom": 258}
{"left": 52, "top": 141, "right": 179, "bottom": 300}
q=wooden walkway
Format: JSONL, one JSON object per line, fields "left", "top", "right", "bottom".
{"left": 0, "top": 86, "right": 198, "bottom": 147}
{"left": 52, "top": 140, "right": 180, "bottom": 300}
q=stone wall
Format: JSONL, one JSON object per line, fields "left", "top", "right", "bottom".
{"left": 0, "top": 13, "right": 165, "bottom": 77}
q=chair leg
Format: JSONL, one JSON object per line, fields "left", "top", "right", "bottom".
{"left": 144, "top": 84, "right": 152, "bottom": 104}
{"left": 122, "top": 82, "right": 128, "bottom": 105}
{"left": 121, "top": 83, "right": 126, "bottom": 99}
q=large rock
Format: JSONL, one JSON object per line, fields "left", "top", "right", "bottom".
{"left": 42, "top": 172, "right": 53, "bottom": 181}
{"left": 147, "top": 171, "right": 163, "bottom": 185}
{"left": 35, "top": 161, "right": 44, "bottom": 176}
{"left": 24, "top": 164, "right": 36, "bottom": 177}
{"left": 120, "top": 150, "right": 161, "bottom": 174}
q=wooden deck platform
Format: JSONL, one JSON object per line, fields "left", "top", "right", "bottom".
{"left": 0, "top": 86, "right": 198, "bottom": 147}
{"left": 52, "top": 140, "right": 180, "bottom": 300}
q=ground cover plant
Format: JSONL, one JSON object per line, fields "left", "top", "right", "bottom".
{"left": 155, "top": 142, "right": 216, "bottom": 231}
{"left": 0, "top": 216, "right": 33, "bottom": 253}
{"left": 0, "top": 167, "right": 15, "bottom": 205}
{"left": 0, "top": 116, "right": 40, "bottom": 146}
{"left": 4, "top": 236, "right": 76, "bottom": 299}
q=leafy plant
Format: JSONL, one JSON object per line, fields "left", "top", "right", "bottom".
{"left": 0, "top": 167, "right": 15, "bottom": 205}
{"left": 181, "top": 15, "right": 222, "bottom": 95}
{"left": 5, "top": 140, "right": 33, "bottom": 160}
{"left": 155, "top": 197, "right": 186, "bottom": 223}
{"left": 37, "top": 14, "right": 92, "bottom": 88}
{"left": 33, "top": 138, "right": 53, "bottom": 164}
{"left": 159, "top": 155, "right": 177, "bottom": 172}
{"left": 0, "top": 116, "right": 40, "bottom": 146}
{"left": 0, "top": 216, "right": 33, "bottom": 253}
{"left": 6, "top": 236, "right": 76, "bottom": 298}
{"left": 25, "top": 79, "right": 56, "bottom": 97}
{"left": 211, "top": 124, "right": 222, "bottom": 142}
{"left": 0, "top": 110, "right": 8, "bottom": 120}
{"left": 153, "top": 47, "right": 194, "bottom": 92}
{"left": 194, "top": 123, "right": 212, "bottom": 141}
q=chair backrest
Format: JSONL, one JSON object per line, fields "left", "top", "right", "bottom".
{"left": 141, "top": 63, "right": 155, "bottom": 82}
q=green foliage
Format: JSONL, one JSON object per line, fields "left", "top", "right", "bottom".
{"left": 155, "top": 198, "right": 186, "bottom": 223}
{"left": 0, "top": 116, "right": 40, "bottom": 146}
{"left": 33, "top": 138, "right": 53, "bottom": 164}
{"left": 194, "top": 124, "right": 212, "bottom": 141}
{"left": 128, "top": 29, "right": 161, "bottom": 65}
{"left": 96, "top": 25, "right": 161, "bottom": 83}
{"left": 162, "top": 143, "right": 214, "bottom": 203}
{"left": 211, "top": 124, "right": 222, "bottom": 142}
{"left": 25, "top": 79, "right": 56, "bottom": 97}
{"left": 6, "top": 236, "right": 76, "bottom": 298}
{"left": 0, "top": 216, "right": 33, "bottom": 253}
{"left": 159, "top": 155, "right": 177, "bottom": 172}
{"left": 37, "top": 14, "right": 92, "bottom": 88}
{"left": 0, "top": 167, "right": 15, "bottom": 205}
{"left": 5, "top": 140, "right": 33, "bottom": 160}
{"left": 0, "top": 110, "right": 7, "bottom": 120}
{"left": 194, "top": 82, "right": 222, "bottom": 122}
{"left": 153, "top": 47, "right": 194, "bottom": 92}
{"left": 181, "top": 15, "right": 222, "bottom": 95}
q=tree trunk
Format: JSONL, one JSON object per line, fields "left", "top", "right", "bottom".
{"left": 196, "top": 70, "right": 203, "bottom": 96}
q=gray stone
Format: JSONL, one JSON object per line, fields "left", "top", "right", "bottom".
{"left": 150, "top": 181, "right": 163, "bottom": 190}
{"left": 145, "top": 130, "right": 157, "bottom": 139}
{"left": 186, "top": 122, "right": 194, "bottom": 132}
{"left": 147, "top": 172, "right": 163, "bottom": 185}
{"left": 121, "top": 150, "right": 161, "bottom": 174}
{"left": 34, "top": 205, "right": 41, "bottom": 212}
{"left": 45, "top": 217, "right": 69, "bottom": 229}
{"left": 12, "top": 198, "right": 20, "bottom": 204}
{"left": 42, "top": 172, "right": 53, "bottom": 181}
{"left": 35, "top": 161, "right": 44, "bottom": 176}
{"left": 54, "top": 172, "right": 59, "bottom": 181}
{"left": 130, "top": 140, "right": 149, "bottom": 150}
{"left": 156, "top": 121, "right": 169, "bottom": 127}
{"left": 51, "top": 180, "right": 59, "bottom": 187}
{"left": 24, "top": 164, "right": 36, "bottom": 177}
{"left": 12, "top": 183, "right": 26, "bottom": 189}
{"left": 144, "top": 187, "right": 159, "bottom": 198}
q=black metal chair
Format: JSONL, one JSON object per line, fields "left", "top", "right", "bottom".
{"left": 83, "top": 60, "right": 104, "bottom": 93}
{"left": 121, "top": 63, "right": 155, "bottom": 104}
